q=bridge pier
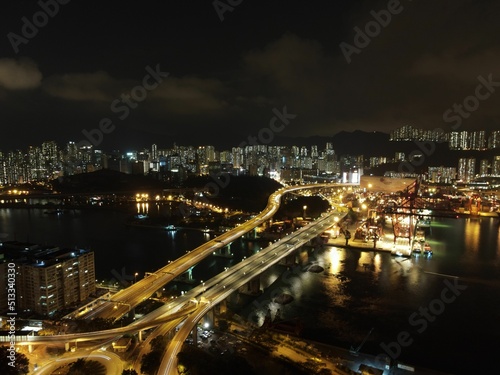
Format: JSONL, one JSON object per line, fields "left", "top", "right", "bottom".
{"left": 65, "top": 342, "right": 70, "bottom": 352}
{"left": 175, "top": 266, "right": 196, "bottom": 284}
{"left": 28, "top": 344, "right": 33, "bottom": 353}
{"left": 279, "top": 253, "right": 296, "bottom": 267}
{"left": 313, "top": 235, "right": 325, "bottom": 248}
{"left": 217, "top": 300, "right": 227, "bottom": 316}
{"left": 239, "top": 276, "right": 261, "bottom": 296}
{"left": 213, "top": 244, "right": 233, "bottom": 258}
{"left": 138, "top": 330, "right": 143, "bottom": 342}
{"left": 243, "top": 227, "right": 258, "bottom": 239}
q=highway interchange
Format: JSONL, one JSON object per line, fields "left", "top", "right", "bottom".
{"left": 16, "top": 183, "right": 347, "bottom": 373}
{"left": 159, "top": 209, "right": 345, "bottom": 374}
{"left": 74, "top": 183, "right": 343, "bottom": 322}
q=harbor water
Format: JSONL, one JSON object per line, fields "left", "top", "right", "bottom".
{"left": 1, "top": 208, "right": 498, "bottom": 374}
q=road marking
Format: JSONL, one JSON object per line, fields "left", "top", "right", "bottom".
{"left": 424, "top": 271, "right": 458, "bottom": 279}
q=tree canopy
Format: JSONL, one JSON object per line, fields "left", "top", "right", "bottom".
{"left": 0, "top": 347, "right": 29, "bottom": 375}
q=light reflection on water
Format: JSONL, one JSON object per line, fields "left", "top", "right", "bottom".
{"left": 361, "top": 222, "right": 495, "bottom": 373}
{"left": 240, "top": 217, "right": 500, "bottom": 374}
{"left": 1, "top": 209, "right": 499, "bottom": 374}
{"left": 464, "top": 218, "right": 481, "bottom": 252}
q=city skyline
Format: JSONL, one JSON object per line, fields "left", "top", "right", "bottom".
{"left": 2, "top": 3, "right": 500, "bottom": 371}
{"left": 1, "top": 1, "right": 500, "bottom": 151}
{"left": 2, "top": 127, "right": 500, "bottom": 186}
{"left": 2, "top": 126, "right": 500, "bottom": 153}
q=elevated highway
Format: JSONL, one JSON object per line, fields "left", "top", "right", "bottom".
{"left": 159, "top": 210, "right": 345, "bottom": 375}
{"left": 15, "top": 212, "right": 333, "bottom": 362}
{"left": 6, "top": 183, "right": 347, "bottom": 373}
{"left": 9, "top": 304, "right": 197, "bottom": 346}
{"left": 74, "top": 183, "right": 347, "bottom": 321}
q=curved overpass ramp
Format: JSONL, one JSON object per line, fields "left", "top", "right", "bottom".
{"left": 77, "top": 183, "right": 344, "bottom": 321}
{"left": 159, "top": 210, "right": 344, "bottom": 374}
{"left": 9, "top": 184, "right": 344, "bottom": 360}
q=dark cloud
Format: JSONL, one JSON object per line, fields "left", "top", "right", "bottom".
{"left": 0, "top": 58, "right": 42, "bottom": 90}
{"left": 0, "top": 0, "right": 499, "bottom": 149}
{"left": 151, "top": 76, "right": 229, "bottom": 114}
{"left": 43, "top": 71, "right": 120, "bottom": 101}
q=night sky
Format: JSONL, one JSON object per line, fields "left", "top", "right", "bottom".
{"left": 1, "top": 0, "right": 499, "bottom": 150}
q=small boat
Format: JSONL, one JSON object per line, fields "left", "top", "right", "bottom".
{"left": 415, "top": 229, "right": 425, "bottom": 242}
{"left": 412, "top": 242, "right": 422, "bottom": 255}
{"left": 423, "top": 243, "right": 433, "bottom": 256}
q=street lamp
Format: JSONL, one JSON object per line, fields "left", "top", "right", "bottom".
{"left": 134, "top": 272, "right": 138, "bottom": 283}
{"left": 303, "top": 205, "right": 307, "bottom": 218}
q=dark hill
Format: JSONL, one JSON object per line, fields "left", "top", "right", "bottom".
{"left": 183, "top": 175, "right": 283, "bottom": 212}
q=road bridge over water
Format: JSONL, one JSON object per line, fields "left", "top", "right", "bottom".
{"left": 7, "top": 183, "right": 349, "bottom": 373}
{"left": 70, "top": 183, "right": 351, "bottom": 322}
{"left": 158, "top": 210, "right": 345, "bottom": 374}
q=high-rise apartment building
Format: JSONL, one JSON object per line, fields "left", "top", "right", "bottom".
{"left": 488, "top": 131, "right": 500, "bottom": 149}
{"left": 394, "top": 152, "right": 405, "bottom": 162}
{"left": 458, "top": 158, "right": 476, "bottom": 182}
{"left": 369, "top": 156, "right": 388, "bottom": 168}
{"left": 390, "top": 125, "right": 446, "bottom": 142}
{"left": 390, "top": 125, "right": 414, "bottom": 140}
{"left": 449, "top": 131, "right": 470, "bottom": 150}
{"left": 311, "top": 145, "right": 318, "bottom": 158}
{"left": 4, "top": 151, "right": 25, "bottom": 184}
{"left": 151, "top": 143, "right": 158, "bottom": 161}
{"left": 231, "top": 147, "right": 244, "bottom": 169}
{"left": 42, "top": 141, "right": 60, "bottom": 178}
{"left": 427, "top": 166, "right": 456, "bottom": 184}
{"left": 28, "top": 146, "right": 44, "bottom": 181}
{"left": 492, "top": 156, "right": 500, "bottom": 176}
{"left": 470, "top": 131, "right": 486, "bottom": 150}
{"left": 0, "top": 152, "right": 6, "bottom": 185}
{"left": 1, "top": 242, "right": 95, "bottom": 316}
{"left": 479, "top": 159, "right": 489, "bottom": 176}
